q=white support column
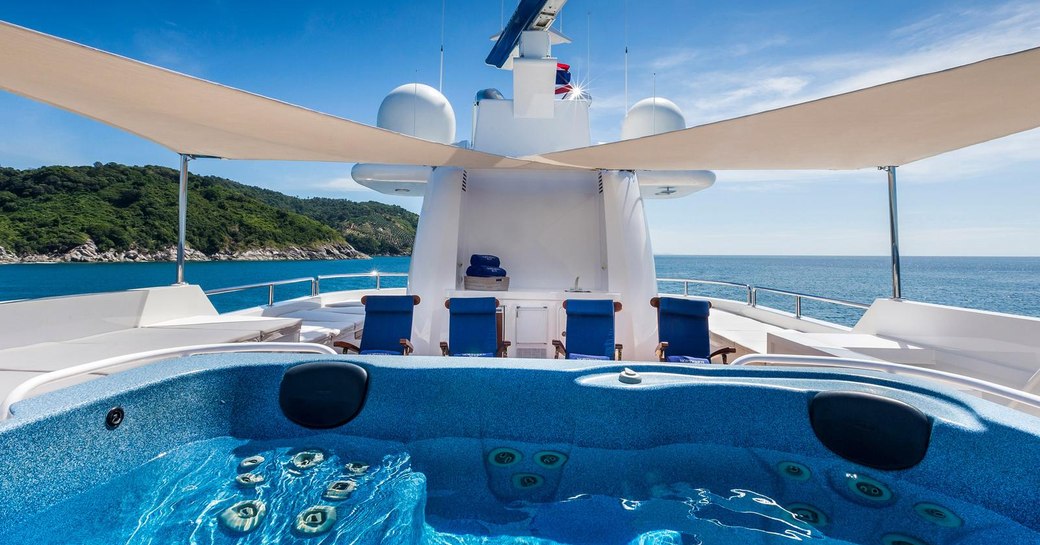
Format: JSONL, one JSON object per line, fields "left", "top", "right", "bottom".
{"left": 408, "top": 167, "right": 465, "bottom": 355}
{"left": 882, "top": 166, "right": 902, "bottom": 299}
{"left": 176, "top": 154, "right": 190, "bottom": 285}
{"left": 601, "top": 170, "right": 658, "bottom": 361}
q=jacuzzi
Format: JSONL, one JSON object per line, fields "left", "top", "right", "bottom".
{"left": 0, "top": 355, "right": 1037, "bottom": 544}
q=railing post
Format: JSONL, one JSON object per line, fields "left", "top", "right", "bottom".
{"left": 882, "top": 165, "right": 903, "bottom": 299}
{"left": 683, "top": 281, "right": 689, "bottom": 296}
{"left": 268, "top": 284, "right": 275, "bottom": 306}
{"left": 311, "top": 278, "right": 318, "bottom": 296}
{"left": 794, "top": 296, "right": 802, "bottom": 319}
{"left": 746, "top": 286, "right": 753, "bottom": 305}
{"left": 175, "top": 154, "right": 190, "bottom": 285}
{"left": 751, "top": 288, "right": 757, "bottom": 307}
{"left": 376, "top": 273, "right": 381, "bottom": 290}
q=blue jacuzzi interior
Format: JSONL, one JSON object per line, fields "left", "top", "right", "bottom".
{"left": 1, "top": 354, "right": 1038, "bottom": 545}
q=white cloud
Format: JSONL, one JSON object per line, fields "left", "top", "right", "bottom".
{"left": 313, "top": 176, "right": 367, "bottom": 192}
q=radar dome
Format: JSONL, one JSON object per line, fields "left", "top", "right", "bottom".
{"left": 620, "top": 97, "right": 686, "bottom": 140}
{"left": 377, "top": 83, "right": 456, "bottom": 144}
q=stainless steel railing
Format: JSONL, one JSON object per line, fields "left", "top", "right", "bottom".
{"left": 658, "top": 277, "right": 869, "bottom": 322}
{"left": 314, "top": 272, "right": 408, "bottom": 294}
{"left": 205, "top": 277, "right": 317, "bottom": 306}
{"left": 204, "top": 272, "right": 408, "bottom": 307}
{"left": 657, "top": 278, "right": 754, "bottom": 304}
{"left": 752, "top": 286, "right": 869, "bottom": 318}
{"left": 203, "top": 272, "right": 866, "bottom": 324}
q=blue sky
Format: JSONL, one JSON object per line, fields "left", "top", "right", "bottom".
{"left": 1, "top": 0, "right": 1038, "bottom": 256}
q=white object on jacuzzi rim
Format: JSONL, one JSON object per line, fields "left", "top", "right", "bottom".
{"left": 618, "top": 368, "right": 642, "bottom": 384}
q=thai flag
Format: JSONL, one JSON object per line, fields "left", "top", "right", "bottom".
{"left": 555, "top": 62, "right": 572, "bottom": 96}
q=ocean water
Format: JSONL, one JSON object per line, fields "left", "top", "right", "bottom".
{"left": 0, "top": 256, "right": 1037, "bottom": 327}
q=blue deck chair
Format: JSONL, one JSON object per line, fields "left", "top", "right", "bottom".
{"left": 439, "top": 297, "right": 511, "bottom": 357}
{"left": 651, "top": 297, "right": 736, "bottom": 364}
{"left": 552, "top": 299, "right": 623, "bottom": 361}
{"left": 335, "top": 295, "right": 419, "bottom": 355}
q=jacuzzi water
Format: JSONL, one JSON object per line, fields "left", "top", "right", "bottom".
{"left": 10, "top": 433, "right": 1037, "bottom": 545}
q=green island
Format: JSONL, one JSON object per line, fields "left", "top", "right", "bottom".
{"left": 0, "top": 163, "right": 418, "bottom": 263}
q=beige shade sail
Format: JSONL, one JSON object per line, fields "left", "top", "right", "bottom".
{"left": 0, "top": 21, "right": 548, "bottom": 169}
{"left": 532, "top": 46, "right": 1040, "bottom": 170}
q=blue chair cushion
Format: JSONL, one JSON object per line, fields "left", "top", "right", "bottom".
{"left": 656, "top": 297, "right": 711, "bottom": 360}
{"left": 659, "top": 297, "right": 710, "bottom": 318}
{"left": 466, "top": 265, "right": 507, "bottom": 277}
{"left": 359, "top": 295, "right": 415, "bottom": 354}
{"left": 470, "top": 254, "right": 501, "bottom": 267}
{"left": 364, "top": 295, "right": 416, "bottom": 313}
{"left": 447, "top": 297, "right": 498, "bottom": 357}
{"left": 666, "top": 355, "right": 710, "bottom": 364}
{"left": 564, "top": 299, "right": 616, "bottom": 359}
{"left": 567, "top": 353, "right": 612, "bottom": 360}
{"left": 360, "top": 349, "right": 400, "bottom": 356}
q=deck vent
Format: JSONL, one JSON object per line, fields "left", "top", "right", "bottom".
{"left": 810, "top": 391, "right": 931, "bottom": 470}
{"left": 516, "top": 347, "right": 548, "bottom": 358}
{"left": 279, "top": 361, "right": 368, "bottom": 429}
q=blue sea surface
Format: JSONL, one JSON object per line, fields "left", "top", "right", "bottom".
{"left": 1, "top": 256, "right": 1037, "bottom": 326}
{"left": 0, "top": 257, "right": 410, "bottom": 314}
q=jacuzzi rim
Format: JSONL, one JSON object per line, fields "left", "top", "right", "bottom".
{"left": 7, "top": 353, "right": 1032, "bottom": 448}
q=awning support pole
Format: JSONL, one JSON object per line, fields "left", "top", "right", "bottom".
{"left": 176, "top": 154, "right": 191, "bottom": 285}
{"left": 881, "top": 166, "right": 902, "bottom": 299}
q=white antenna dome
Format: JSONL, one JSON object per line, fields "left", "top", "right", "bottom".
{"left": 377, "top": 83, "right": 456, "bottom": 144}
{"left": 620, "top": 97, "right": 685, "bottom": 140}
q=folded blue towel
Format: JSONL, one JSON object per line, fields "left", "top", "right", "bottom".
{"left": 470, "top": 254, "right": 501, "bottom": 268}
{"left": 466, "top": 265, "right": 507, "bottom": 278}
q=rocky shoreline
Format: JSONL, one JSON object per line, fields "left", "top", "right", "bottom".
{"left": 0, "top": 240, "right": 368, "bottom": 264}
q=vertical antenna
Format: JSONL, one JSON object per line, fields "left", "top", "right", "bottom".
{"left": 586, "top": 11, "right": 591, "bottom": 87}
{"left": 624, "top": 0, "right": 629, "bottom": 111}
{"left": 439, "top": 0, "right": 446, "bottom": 92}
